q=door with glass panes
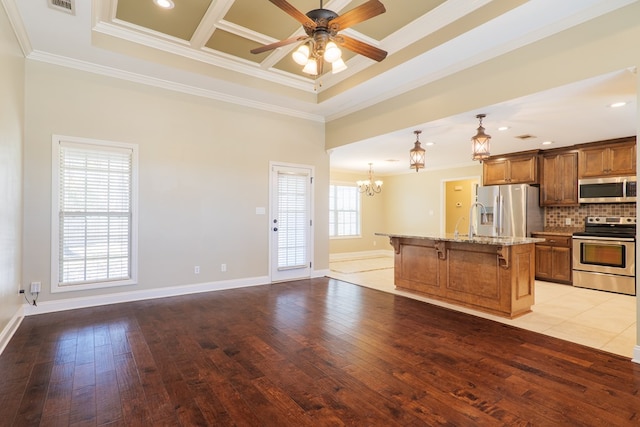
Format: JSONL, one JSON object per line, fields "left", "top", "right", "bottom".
{"left": 270, "top": 164, "right": 313, "bottom": 282}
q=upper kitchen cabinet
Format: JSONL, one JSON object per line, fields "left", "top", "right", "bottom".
{"left": 578, "top": 137, "right": 636, "bottom": 178}
{"left": 540, "top": 149, "right": 578, "bottom": 206}
{"left": 482, "top": 151, "right": 539, "bottom": 185}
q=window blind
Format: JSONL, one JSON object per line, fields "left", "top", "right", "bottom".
{"left": 277, "top": 172, "right": 308, "bottom": 270}
{"left": 58, "top": 143, "right": 133, "bottom": 285}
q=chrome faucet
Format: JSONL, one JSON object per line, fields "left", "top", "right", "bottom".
{"left": 468, "top": 202, "right": 487, "bottom": 239}
{"left": 453, "top": 216, "right": 465, "bottom": 238}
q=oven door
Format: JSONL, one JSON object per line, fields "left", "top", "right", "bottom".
{"left": 572, "top": 236, "right": 635, "bottom": 277}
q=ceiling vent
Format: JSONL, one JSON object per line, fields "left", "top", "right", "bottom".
{"left": 515, "top": 134, "right": 536, "bottom": 140}
{"left": 48, "top": 0, "right": 75, "bottom": 15}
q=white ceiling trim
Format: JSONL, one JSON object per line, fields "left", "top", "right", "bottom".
{"left": 26, "top": 50, "right": 325, "bottom": 123}
{"left": 92, "top": 21, "right": 316, "bottom": 93}
{"left": 0, "top": 0, "right": 33, "bottom": 56}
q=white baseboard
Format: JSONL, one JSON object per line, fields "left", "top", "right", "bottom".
{"left": 632, "top": 345, "right": 640, "bottom": 364}
{"left": 23, "top": 275, "right": 270, "bottom": 316}
{"left": 313, "top": 268, "right": 330, "bottom": 278}
{"left": 20, "top": 270, "right": 337, "bottom": 317}
{"left": 0, "top": 306, "right": 25, "bottom": 355}
{"left": 329, "top": 250, "right": 394, "bottom": 262}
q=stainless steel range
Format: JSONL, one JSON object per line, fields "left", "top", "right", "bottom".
{"left": 572, "top": 216, "right": 636, "bottom": 295}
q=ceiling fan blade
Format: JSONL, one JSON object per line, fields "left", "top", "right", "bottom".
{"left": 330, "top": 0, "right": 386, "bottom": 30}
{"left": 269, "top": 0, "right": 316, "bottom": 29}
{"left": 339, "top": 35, "right": 387, "bottom": 62}
{"left": 250, "top": 36, "right": 306, "bottom": 54}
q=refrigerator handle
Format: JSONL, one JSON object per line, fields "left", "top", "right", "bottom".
{"left": 495, "top": 195, "right": 503, "bottom": 236}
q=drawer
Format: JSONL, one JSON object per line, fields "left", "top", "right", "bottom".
{"left": 531, "top": 234, "right": 572, "bottom": 247}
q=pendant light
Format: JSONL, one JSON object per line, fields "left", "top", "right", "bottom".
{"left": 409, "top": 130, "right": 426, "bottom": 172}
{"left": 471, "top": 114, "right": 491, "bottom": 162}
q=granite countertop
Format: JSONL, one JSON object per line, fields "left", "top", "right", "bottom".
{"left": 533, "top": 227, "right": 583, "bottom": 236}
{"left": 375, "top": 232, "right": 545, "bottom": 246}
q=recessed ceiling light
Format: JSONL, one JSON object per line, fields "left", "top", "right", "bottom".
{"left": 425, "top": 141, "right": 435, "bottom": 146}
{"left": 154, "top": 0, "right": 174, "bottom": 9}
{"left": 542, "top": 141, "right": 554, "bottom": 145}
{"left": 609, "top": 101, "right": 627, "bottom": 108}
{"left": 498, "top": 126, "right": 510, "bottom": 131}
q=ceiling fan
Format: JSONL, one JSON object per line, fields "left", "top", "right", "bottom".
{"left": 250, "top": 0, "right": 388, "bottom": 75}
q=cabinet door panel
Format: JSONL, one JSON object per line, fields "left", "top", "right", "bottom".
{"left": 558, "top": 153, "right": 578, "bottom": 204}
{"left": 508, "top": 157, "right": 537, "bottom": 184}
{"left": 483, "top": 160, "right": 509, "bottom": 185}
{"left": 579, "top": 147, "right": 608, "bottom": 177}
{"left": 534, "top": 245, "right": 552, "bottom": 280}
{"left": 551, "top": 247, "right": 572, "bottom": 282}
{"left": 609, "top": 143, "right": 636, "bottom": 175}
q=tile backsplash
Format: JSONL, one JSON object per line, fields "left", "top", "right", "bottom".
{"left": 545, "top": 204, "right": 637, "bottom": 229}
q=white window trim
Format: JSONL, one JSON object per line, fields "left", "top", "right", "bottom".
{"left": 329, "top": 181, "right": 362, "bottom": 239}
{"left": 51, "top": 135, "right": 139, "bottom": 293}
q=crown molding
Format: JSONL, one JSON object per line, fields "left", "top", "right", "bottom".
{"left": 27, "top": 50, "right": 325, "bottom": 123}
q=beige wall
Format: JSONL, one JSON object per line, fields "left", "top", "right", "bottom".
{"left": 0, "top": 4, "right": 24, "bottom": 338}
{"left": 22, "top": 61, "right": 329, "bottom": 302}
{"left": 380, "top": 165, "right": 482, "bottom": 236}
{"left": 329, "top": 170, "right": 387, "bottom": 255}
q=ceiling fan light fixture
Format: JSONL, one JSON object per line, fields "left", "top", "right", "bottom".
{"left": 292, "top": 44, "right": 310, "bottom": 66}
{"left": 324, "top": 41, "right": 342, "bottom": 63}
{"left": 471, "top": 114, "right": 491, "bottom": 162}
{"left": 302, "top": 58, "right": 318, "bottom": 75}
{"left": 331, "top": 58, "right": 347, "bottom": 74}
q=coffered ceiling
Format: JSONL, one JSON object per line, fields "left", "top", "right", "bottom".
{"left": 4, "top": 0, "right": 639, "bottom": 173}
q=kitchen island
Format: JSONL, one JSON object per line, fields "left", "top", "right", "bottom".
{"left": 376, "top": 233, "right": 545, "bottom": 318}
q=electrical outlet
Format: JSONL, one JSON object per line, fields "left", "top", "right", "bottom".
{"left": 565, "top": 217, "right": 572, "bottom": 226}
{"left": 30, "top": 282, "right": 41, "bottom": 294}
{"left": 221, "top": 264, "right": 227, "bottom": 272}
{"left": 194, "top": 266, "right": 200, "bottom": 274}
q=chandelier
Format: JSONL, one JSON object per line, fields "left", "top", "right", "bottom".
{"left": 471, "top": 113, "right": 491, "bottom": 162}
{"left": 292, "top": 32, "right": 347, "bottom": 75}
{"left": 409, "top": 130, "right": 426, "bottom": 172}
{"left": 357, "top": 163, "right": 383, "bottom": 196}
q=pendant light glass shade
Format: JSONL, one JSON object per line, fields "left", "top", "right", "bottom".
{"left": 409, "top": 130, "right": 426, "bottom": 172}
{"left": 471, "top": 114, "right": 491, "bottom": 162}
{"left": 292, "top": 44, "right": 310, "bottom": 65}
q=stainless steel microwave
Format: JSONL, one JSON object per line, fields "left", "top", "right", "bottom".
{"left": 578, "top": 176, "right": 637, "bottom": 203}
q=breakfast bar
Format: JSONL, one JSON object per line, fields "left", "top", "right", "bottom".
{"left": 376, "top": 233, "right": 545, "bottom": 318}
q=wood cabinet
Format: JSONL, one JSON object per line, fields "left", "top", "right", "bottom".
{"left": 483, "top": 151, "right": 539, "bottom": 185}
{"left": 540, "top": 150, "right": 578, "bottom": 206}
{"left": 389, "top": 236, "right": 535, "bottom": 318}
{"left": 531, "top": 233, "right": 572, "bottom": 284}
{"left": 578, "top": 138, "right": 636, "bottom": 178}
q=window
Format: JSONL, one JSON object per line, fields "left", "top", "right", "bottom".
{"left": 329, "top": 184, "right": 361, "bottom": 237}
{"left": 51, "top": 135, "right": 138, "bottom": 292}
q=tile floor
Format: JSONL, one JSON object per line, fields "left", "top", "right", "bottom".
{"left": 328, "top": 255, "right": 637, "bottom": 358}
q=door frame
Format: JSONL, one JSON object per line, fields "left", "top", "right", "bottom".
{"left": 269, "top": 161, "right": 315, "bottom": 283}
{"left": 440, "top": 175, "right": 481, "bottom": 235}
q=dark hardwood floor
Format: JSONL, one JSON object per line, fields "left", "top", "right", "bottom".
{"left": 1, "top": 277, "right": 639, "bottom": 426}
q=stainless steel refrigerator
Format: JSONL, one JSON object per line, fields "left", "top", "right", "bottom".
{"left": 474, "top": 184, "right": 543, "bottom": 238}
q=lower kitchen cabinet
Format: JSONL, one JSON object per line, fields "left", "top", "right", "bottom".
{"left": 531, "top": 233, "right": 572, "bottom": 284}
